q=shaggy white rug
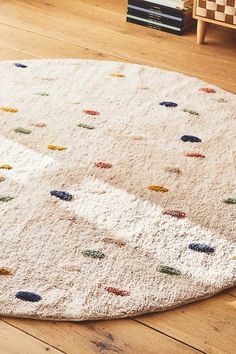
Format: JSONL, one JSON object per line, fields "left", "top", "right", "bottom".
{"left": 0, "top": 59, "right": 235, "bottom": 321}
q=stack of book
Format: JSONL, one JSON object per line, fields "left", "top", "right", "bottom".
{"left": 127, "top": 0, "right": 195, "bottom": 35}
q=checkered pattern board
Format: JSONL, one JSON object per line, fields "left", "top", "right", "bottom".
{"left": 196, "top": 0, "right": 236, "bottom": 25}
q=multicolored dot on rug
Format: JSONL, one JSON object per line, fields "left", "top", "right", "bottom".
{"left": 0, "top": 59, "right": 235, "bottom": 321}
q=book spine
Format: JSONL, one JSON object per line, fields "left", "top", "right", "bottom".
{"left": 127, "top": 8, "right": 184, "bottom": 28}
{"left": 126, "top": 16, "right": 182, "bottom": 35}
{"left": 128, "top": 0, "right": 186, "bottom": 16}
{"left": 135, "top": 0, "right": 193, "bottom": 10}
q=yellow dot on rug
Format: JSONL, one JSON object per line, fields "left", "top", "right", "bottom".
{"left": 47, "top": 145, "right": 67, "bottom": 151}
{"left": 111, "top": 72, "right": 126, "bottom": 78}
{"left": 148, "top": 185, "right": 169, "bottom": 193}
{"left": 0, "top": 107, "right": 18, "bottom": 113}
{"left": 0, "top": 164, "right": 13, "bottom": 170}
{"left": 0, "top": 267, "right": 13, "bottom": 276}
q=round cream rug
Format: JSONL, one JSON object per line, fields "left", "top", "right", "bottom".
{"left": 0, "top": 59, "right": 235, "bottom": 321}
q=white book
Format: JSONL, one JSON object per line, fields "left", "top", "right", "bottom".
{"left": 140, "top": 0, "right": 193, "bottom": 10}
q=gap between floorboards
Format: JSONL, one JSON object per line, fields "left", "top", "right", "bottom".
{"left": 0, "top": 319, "right": 67, "bottom": 354}
{"left": 132, "top": 318, "right": 206, "bottom": 354}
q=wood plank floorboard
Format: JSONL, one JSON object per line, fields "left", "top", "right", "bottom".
{"left": 2, "top": 317, "right": 203, "bottom": 354}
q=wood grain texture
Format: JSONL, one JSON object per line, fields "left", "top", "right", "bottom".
{"left": 0, "top": 22, "right": 122, "bottom": 61}
{"left": 0, "top": 45, "right": 36, "bottom": 60}
{"left": 0, "top": 0, "right": 235, "bottom": 353}
{"left": 2, "top": 318, "right": 202, "bottom": 354}
{"left": 0, "top": 320, "right": 63, "bottom": 354}
{"left": 135, "top": 294, "right": 236, "bottom": 354}
{"left": 227, "top": 287, "right": 236, "bottom": 297}
{"left": 0, "top": 0, "right": 235, "bottom": 91}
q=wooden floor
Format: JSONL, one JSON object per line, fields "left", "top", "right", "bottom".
{"left": 0, "top": 1, "right": 235, "bottom": 353}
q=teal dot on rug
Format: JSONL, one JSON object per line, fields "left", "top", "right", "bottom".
{"left": 77, "top": 123, "right": 95, "bottom": 130}
{"left": 0, "top": 195, "right": 14, "bottom": 202}
{"left": 157, "top": 265, "right": 181, "bottom": 276}
{"left": 224, "top": 198, "right": 236, "bottom": 204}
{"left": 14, "top": 127, "right": 31, "bottom": 135}
{"left": 183, "top": 108, "right": 199, "bottom": 115}
{"left": 82, "top": 250, "right": 105, "bottom": 259}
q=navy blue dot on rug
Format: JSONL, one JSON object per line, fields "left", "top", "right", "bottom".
{"left": 16, "top": 291, "right": 42, "bottom": 302}
{"left": 14, "top": 63, "right": 28, "bottom": 68}
{"left": 160, "top": 101, "right": 178, "bottom": 108}
{"left": 50, "top": 190, "right": 73, "bottom": 201}
{"left": 188, "top": 243, "right": 215, "bottom": 254}
{"left": 181, "top": 135, "right": 202, "bottom": 143}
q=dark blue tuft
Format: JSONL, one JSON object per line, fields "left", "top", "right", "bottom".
{"left": 188, "top": 243, "right": 214, "bottom": 253}
{"left": 16, "top": 291, "right": 42, "bottom": 302}
{"left": 14, "top": 63, "right": 28, "bottom": 68}
{"left": 50, "top": 190, "right": 73, "bottom": 201}
{"left": 181, "top": 135, "right": 202, "bottom": 143}
{"left": 160, "top": 101, "right": 178, "bottom": 108}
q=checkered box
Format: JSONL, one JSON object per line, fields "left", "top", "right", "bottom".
{"left": 196, "top": 0, "right": 236, "bottom": 25}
